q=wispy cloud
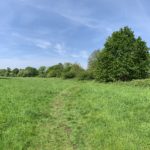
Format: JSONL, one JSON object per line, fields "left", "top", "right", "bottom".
{"left": 35, "top": 41, "right": 51, "bottom": 49}
{"left": 54, "top": 43, "right": 66, "bottom": 55}
{"left": 19, "top": 0, "right": 110, "bottom": 31}
{"left": 71, "top": 50, "right": 89, "bottom": 59}
{"left": 11, "top": 32, "right": 66, "bottom": 54}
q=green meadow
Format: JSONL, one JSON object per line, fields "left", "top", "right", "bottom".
{"left": 0, "top": 78, "right": 150, "bottom": 150}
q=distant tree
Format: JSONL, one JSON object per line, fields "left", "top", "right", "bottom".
{"left": 38, "top": 66, "right": 47, "bottom": 77}
{"left": 12, "top": 68, "right": 19, "bottom": 77}
{"left": 63, "top": 63, "right": 73, "bottom": 73}
{"left": 62, "top": 63, "right": 84, "bottom": 79}
{"left": 47, "top": 63, "right": 63, "bottom": 77}
{"left": 88, "top": 49, "right": 100, "bottom": 78}
{"left": 0, "top": 69, "right": 6, "bottom": 77}
{"left": 5, "top": 67, "right": 11, "bottom": 77}
{"left": 70, "top": 63, "right": 84, "bottom": 76}
{"left": 18, "top": 67, "right": 38, "bottom": 77}
{"left": 18, "top": 69, "right": 25, "bottom": 77}
{"left": 95, "top": 26, "right": 149, "bottom": 81}
{"left": 62, "top": 71, "right": 76, "bottom": 79}
{"left": 24, "top": 67, "right": 38, "bottom": 77}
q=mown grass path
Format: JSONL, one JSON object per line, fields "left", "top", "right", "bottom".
{"left": 49, "top": 86, "right": 79, "bottom": 150}
{"left": 32, "top": 85, "right": 79, "bottom": 150}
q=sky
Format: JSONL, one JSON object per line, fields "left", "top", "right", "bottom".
{"left": 0, "top": 0, "right": 150, "bottom": 68}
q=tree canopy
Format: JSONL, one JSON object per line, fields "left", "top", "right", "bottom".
{"left": 94, "top": 26, "right": 149, "bottom": 81}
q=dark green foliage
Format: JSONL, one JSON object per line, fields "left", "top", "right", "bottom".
{"left": 88, "top": 49, "right": 100, "bottom": 78}
{"left": 23, "top": 67, "right": 38, "bottom": 77}
{"left": 95, "top": 50, "right": 114, "bottom": 82}
{"left": 95, "top": 26, "right": 149, "bottom": 82}
{"left": 0, "top": 63, "right": 85, "bottom": 79}
{"left": 38, "top": 66, "right": 47, "bottom": 77}
{"left": 0, "top": 69, "right": 7, "bottom": 77}
{"left": 17, "top": 69, "right": 25, "bottom": 77}
{"left": 70, "top": 63, "right": 84, "bottom": 76}
{"left": 62, "top": 63, "right": 84, "bottom": 79}
{"left": 62, "top": 71, "right": 76, "bottom": 79}
{"left": 63, "top": 63, "right": 73, "bottom": 73}
{"left": 78, "top": 71, "right": 94, "bottom": 80}
{"left": 17, "top": 67, "right": 38, "bottom": 77}
{"left": 12, "top": 68, "right": 19, "bottom": 77}
{"left": 47, "top": 63, "right": 63, "bottom": 77}
{"left": 5, "top": 67, "right": 11, "bottom": 77}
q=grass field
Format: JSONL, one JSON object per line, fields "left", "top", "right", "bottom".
{"left": 0, "top": 78, "right": 150, "bottom": 150}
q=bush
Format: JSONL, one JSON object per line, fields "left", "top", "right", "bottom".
{"left": 62, "top": 71, "right": 76, "bottom": 79}
{"left": 17, "top": 67, "right": 38, "bottom": 77}
{"left": 47, "top": 70, "right": 57, "bottom": 78}
{"left": 46, "top": 63, "right": 63, "bottom": 78}
{"left": 78, "top": 71, "right": 94, "bottom": 80}
{"left": 24, "top": 67, "right": 38, "bottom": 77}
{"left": 62, "top": 63, "right": 84, "bottom": 79}
{"left": 38, "top": 66, "right": 46, "bottom": 77}
{"left": 12, "top": 68, "right": 19, "bottom": 77}
{"left": 88, "top": 50, "right": 100, "bottom": 79}
{"left": 0, "top": 69, "right": 6, "bottom": 77}
{"left": 17, "top": 69, "right": 25, "bottom": 77}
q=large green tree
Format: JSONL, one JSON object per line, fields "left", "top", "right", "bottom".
{"left": 95, "top": 26, "right": 149, "bottom": 82}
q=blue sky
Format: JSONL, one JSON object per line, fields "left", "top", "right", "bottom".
{"left": 0, "top": 0, "right": 150, "bottom": 68}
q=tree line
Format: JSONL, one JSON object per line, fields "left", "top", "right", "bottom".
{"left": 0, "top": 26, "right": 150, "bottom": 82}
{"left": 0, "top": 63, "right": 93, "bottom": 80}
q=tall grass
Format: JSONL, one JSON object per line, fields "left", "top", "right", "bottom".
{"left": 0, "top": 78, "right": 150, "bottom": 149}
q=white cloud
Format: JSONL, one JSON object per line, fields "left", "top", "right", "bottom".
{"left": 21, "top": 0, "right": 108, "bottom": 31}
{"left": 35, "top": 40, "right": 51, "bottom": 49}
{"left": 71, "top": 50, "right": 89, "bottom": 59}
{"left": 54, "top": 43, "right": 66, "bottom": 54}
{"left": 11, "top": 32, "right": 66, "bottom": 52}
{"left": 57, "top": 12, "right": 100, "bottom": 29}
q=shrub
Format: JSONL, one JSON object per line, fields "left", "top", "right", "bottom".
{"left": 78, "top": 71, "right": 94, "bottom": 80}
{"left": 47, "top": 70, "right": 57, "bottom": 78}
{"left": 17, "top": 69, "right": 25, "bottom": 77}
{"left": 17, "top": 67, "right": 38, "bottom": 77}
{"left": 38, "top": 66, "right": 47, "bottom": 77}
{"left": 0, "top": 69, "right": 6, "bottom": 77}
{"left": 88, "top": 50, "right": 100, "bottom": 79}
{"left": 46, "top": 63, "right": 63, "bottom": 78}
{"left": 24, "top": 67, "right": 38, "bottom": 77}
{"left": 62, "top": 71, "right": 76, "bottom": 79}
{"left": 62, "top": 63, "right": 84, "bottom": 79}
{"left": 12, "top": 68, "right": 19, "bottom": 77}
